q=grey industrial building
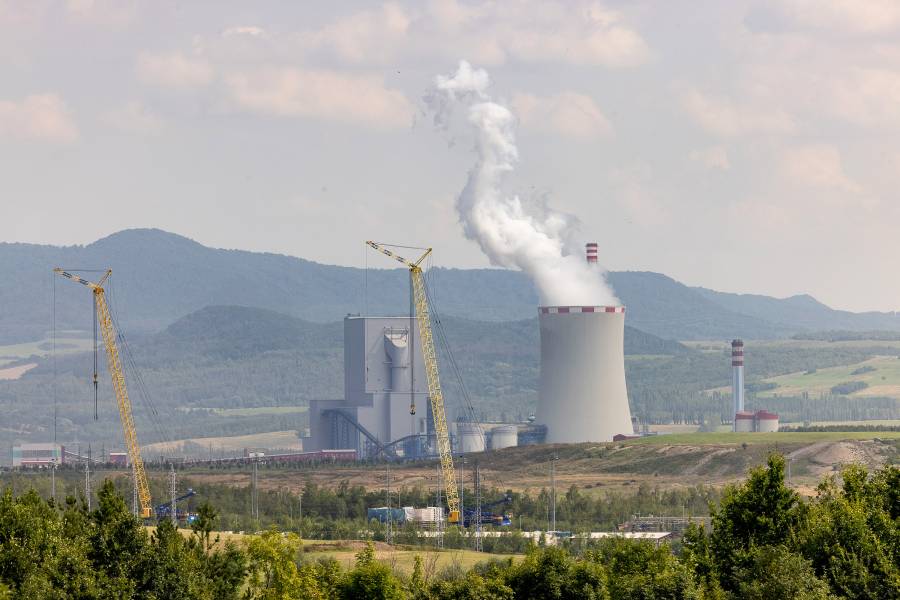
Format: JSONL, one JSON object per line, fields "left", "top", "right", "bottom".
{"left": 304, "top": 316, "right": 432, "bottom": 458}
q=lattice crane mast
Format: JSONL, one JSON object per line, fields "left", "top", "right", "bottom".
{"left": 54, "top": 268, "right": 153, "bottom": 518}
{"left": 365, "top": 242, "right": 461, "bottom": 524}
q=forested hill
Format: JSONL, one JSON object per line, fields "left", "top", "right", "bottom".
{"left": 137, "top": 305, "right": 689, "bottom": 367}
{"left": 3, "top": 228, "right": 899, "bottom": 343}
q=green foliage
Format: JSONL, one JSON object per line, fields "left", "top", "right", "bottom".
{"left": 734, "top": 546, "right": 833, "bottom": 600}
{"left": 706, "top": 454, "right": 803, "bottom": 591}
{"left": 338, "top": 542, "right": 406, "bottom": 600}
{"left": 0, "top": 461, "right": 898, "bottom": 598}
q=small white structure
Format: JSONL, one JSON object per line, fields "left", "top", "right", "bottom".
{"left": 457, "top": 422, "right": 486, "bottom": 454}
{"left": 734, "top": 411, "right": 755, "bottom": 433}
{"left": 755, "top": 410, "right": 779, "bottom": 432}
{"left": 490, "top": 425, "right": 518, "bottom": 450}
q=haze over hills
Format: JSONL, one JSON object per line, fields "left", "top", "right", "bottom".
{"left": 2, "top": 228, "right": 899, "bottom": 344}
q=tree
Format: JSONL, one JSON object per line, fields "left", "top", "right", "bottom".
{"left": 707, "top": 454, "right": 803, "bottom": 591}
{"left": 244, "top": 529, "right": 319, "bottom": 600}
{"left": 339, "top": 542, "right": 406, "bottom": 600}
{"left": 796, "top": 465, "right": 900, "bottom": 599}
{"left": 192, "top": 501, "right": 220, "bottom": 553}
{"left": 734, "top": 546, "right": 833, "bottom": 600}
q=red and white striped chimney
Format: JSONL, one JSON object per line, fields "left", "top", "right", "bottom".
{"left": 585, "top": 242, "right": 598, "bottom": 264}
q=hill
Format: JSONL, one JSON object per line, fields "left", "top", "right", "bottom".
{"left": 4, "top": 228, "right": 900, "bottom": 344}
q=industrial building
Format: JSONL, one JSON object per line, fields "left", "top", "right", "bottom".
{"left": 730, "top": 340, "right": 779, "bottom": 432}
{"left": 305, "top": 316, "right": 433, "bottom": 458}
{"left": 535, "top": 243, "right": 634, "bottom": 443}
{"left": 735, "top": 410, "right": 780, "bottom": 432}
{"left": 12, "top": 443, "right": 64, "bottom": 467}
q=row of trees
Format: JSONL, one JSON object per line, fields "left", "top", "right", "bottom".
{"left": 0, "top": 456, "right": 897, "bottom": 598}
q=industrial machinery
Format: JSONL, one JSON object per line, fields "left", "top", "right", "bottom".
{"left": 154, "top": 489, "right": 198, "bottom": 523}
{"left": 463, "top": 494, "right": 513, "bottom": 527}
{"left": 54, "top": 268, "right": 153, "bottom": 518}
{"left": 365, "top": 242, "right": 461, "bottom": 525}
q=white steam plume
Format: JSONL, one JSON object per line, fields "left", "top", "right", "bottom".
{"left": 426, "top": 61, "right": 619, "bottom": 307}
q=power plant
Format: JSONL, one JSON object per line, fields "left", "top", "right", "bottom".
{"left": 535, "top": 244, "right": 634, "bottom": 443}
{"left": 305, "top": 315, "right": 431, "bottom": 458}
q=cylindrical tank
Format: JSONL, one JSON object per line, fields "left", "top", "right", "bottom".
{"left": 384, "top": 330, "right": 409, "bottom": 392}
{"left": 734, "top": 411, "right": 755, "bottom": 433}
{"left": 457, "top": 422, "right": 486, "bottom": 453}
{"left": 536, "top": 306, "right": 633, "bottom": 443}
{"left": 756, "top": 410, "right": 779, "bottom": 432}
{"left": 490, "top": 425, "right": 518, "bottom": 450}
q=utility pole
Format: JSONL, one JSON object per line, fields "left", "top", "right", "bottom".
{"left": 550, "top": 454, "right": 558, "bottom": 533}
{"left": 474, "top": 462, "right": 483, "bottom": 552}
{"left": 460, "top": 457, "right": 465, "bottom": 521}
{"left": 51, "top": 460, "right": 56, "bottom": 503}
{"left": 385, "top": 461, "right": 392, "bottom": 545}
{"left": 132, "top": 465, "right": 139, "bottom": 517}
{"left": 435, "top": 463, "right": 443, "bottom": 549}
{"left": 170, "top": 463, "right": 177, "bottom": 526}
{"left": 84, "top": 460, "right": 92, "bottom": 511}
{"left": 251, "top": 459, "right": 259, "bottom": 524}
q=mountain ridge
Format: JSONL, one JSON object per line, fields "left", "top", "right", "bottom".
{"left": 3, "top": 228, "right": 899, "bottom": 344}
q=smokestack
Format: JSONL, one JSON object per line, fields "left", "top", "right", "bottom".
{"left": 586, "top": 242, "right": 598, "bottom": 264}
{"left": 536, "top": 305, "right": 633, "bottom": 443}
{"left": 732, "top": 339, "right": 744, "bottom": 431}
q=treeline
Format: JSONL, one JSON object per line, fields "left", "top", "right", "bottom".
{"left": 780, "top": 424, "right": 900, "bottom": 432}
{"left": 1, "top": 457, "right": 898, "bottom": 598}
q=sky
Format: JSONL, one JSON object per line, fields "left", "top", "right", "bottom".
{"left": 1, "top": 0, "right": 899, "bottom": 312}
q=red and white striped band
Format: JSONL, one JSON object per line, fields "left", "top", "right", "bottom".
{"left": 539, "top": 306, "right": 626, "bottom": 314}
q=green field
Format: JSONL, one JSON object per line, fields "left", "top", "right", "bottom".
{"left": 0, "top": 333, "right": 93, "bottom": 361}
{"left": 627, "top": 431, "right": 900, "bottom": 446}
{"left": 756, "top": 355, "right": 900, "bottom": 399}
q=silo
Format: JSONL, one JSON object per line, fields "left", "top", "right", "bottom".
{"left": 490, "top": 425, "right": 518, "bottom": 450}
{"left": 756, "top": 410, "right": 779, "bottom": 432}
{"left": 457, "top": 422, "right": 486, "bottom": 453}
{"left": 734, "top": 411, "right": 755, "bottom": 433}
{"left": 536, "top": 305, "right": 633, "bottom": 443}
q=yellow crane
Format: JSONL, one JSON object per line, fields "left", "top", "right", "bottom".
{"left": 54, "top": 268, "right": 153, "bottom": 518}
{"left": 365, "top": 242, "right": 460, "bottom": 524}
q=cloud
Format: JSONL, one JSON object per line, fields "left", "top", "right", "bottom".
{"left": 136, "top": 52, "right": 214, "bottom": 88}
{"left": 223, "top": 67, "right": 413, "bottom": 129}
{"left": 512, "top": 92, "right": 612, "bottom": 138}
{"left": 221, "top": 26, "right": 266, "bottom": 38}
{"left": 0, "top": 93, "right": 78, "bottom": 143}
{"left": 689, "top": 146, "right": 731, "bottom": 170}
{"left": 780, "top": 144, "right": 861, "bottom": 193}
{"left": 296, "top": 0, "right": 649, "bottom": 68}
{"left": 681, "top": 88, "right": 796, "bottom": 136}
{"left": 749, "top": 0, "right": 900, "bottom": 35}
{"left": 103, "top": 101, "right": 164, "bottom": 135}
{"left": 302, "top": 2, "right": 411, "bottom": 64}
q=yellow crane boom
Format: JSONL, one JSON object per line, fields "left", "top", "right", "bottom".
{"left": 54, "top": 268, "right": 153, "bottom": 518}
{"left": 365, "top": 242, "right": 460, "bottom": 524}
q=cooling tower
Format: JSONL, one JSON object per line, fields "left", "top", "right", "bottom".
{"left": 536, "top": 306, "right": 633, "bottom": 443}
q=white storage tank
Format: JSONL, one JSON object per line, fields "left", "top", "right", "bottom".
{"left": 536, "top": 306, "right": 633, "bottom": 443}
{"left": 490, "top": 425, "right": 518, "bottom": 450}
{"left": 734, "top": 411, "right": 755, "bottom": 433}
{"left": 756, "top": 410, "right": 779, "bottom": 432}
{"left": 457, "top": 422, "right": 486, "bottom": 453}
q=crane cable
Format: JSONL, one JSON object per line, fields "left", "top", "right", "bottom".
{"left": 105, "top": 277, "right": 171, "bottom": 449}
{"left": 423, "top": 262, "right": 510, "bottom": 499}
